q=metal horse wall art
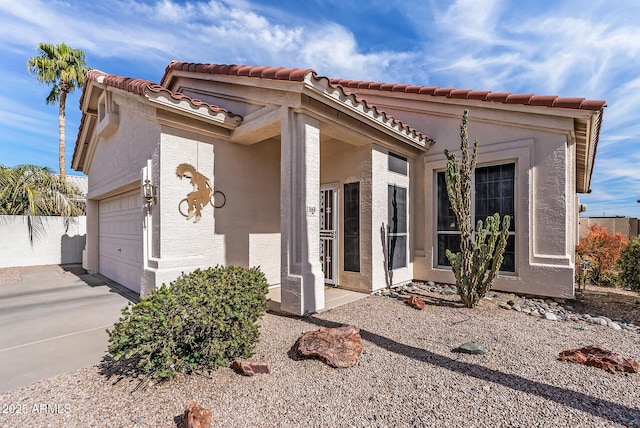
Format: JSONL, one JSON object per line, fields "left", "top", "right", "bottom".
{"left": 176, "top": 163, "right": 222, "bottom": 224}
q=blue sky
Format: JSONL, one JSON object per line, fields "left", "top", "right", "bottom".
{"left": 0, "top": 0, "right": 639, "bottom": 217}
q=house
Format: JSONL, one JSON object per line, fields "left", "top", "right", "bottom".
{"left": 72, "top": 61, "right": 605, "bottom": 315}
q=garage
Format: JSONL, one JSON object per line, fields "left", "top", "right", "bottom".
{"left": 99, "top": 190, "right": 143, "bottom": 293}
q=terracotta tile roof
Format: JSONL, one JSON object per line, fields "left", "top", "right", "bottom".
{"left": 161, "top": 62, "right": 434, "bottom": 147}
{"left": 329, "top": 79, "right": 607, "bottom": 111}
{"left": 82, "top": 69, "right": 237, "bottom": 116}
{"left": 73, "top": 70, "right": 241, "bottom": 169}
{"left": 161, "top": 61, "right": 314, "bottom": 86}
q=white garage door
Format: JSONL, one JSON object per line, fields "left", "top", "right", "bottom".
{"left": 99, "top": 190, "right": 143, "bottom": 293}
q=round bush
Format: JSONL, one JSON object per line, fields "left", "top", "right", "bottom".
{"left": 107, "top": 265, "right": 269, "bottom": 379}
{"left": 619, "top": 236, "right": 640, "bottom": 291}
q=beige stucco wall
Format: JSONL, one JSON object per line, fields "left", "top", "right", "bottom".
{"left": 148, "top": 128, "right": 281, "bottom": 290}
{"left": 363, "top": 98, "right": 578, "bottom": 298}
{"left": 82, "top": 88, "right": 282, "bottom": 294}
{"left": 82, "top": 94, "right": 161, "bottom": 283}
{"left": 369, "top": 145, "right": 416, "bottom": 291}
{"left": 86, "top": 95, "right": 161, "bottom": 199}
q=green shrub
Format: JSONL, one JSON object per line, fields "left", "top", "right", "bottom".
{"left": 107, "top": 265, "right": 269, "bottom": 379}
{"left": 619, "top": 236, "right": 640, "bottom": 291}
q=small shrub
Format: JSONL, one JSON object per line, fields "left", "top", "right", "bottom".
{"left": 107, "top": 265, "right": 269, "bottom": 380}
{"left": 619, "top": 236, "right": 640, "bottom": 291}
{"left": 576, "top": 225, "right": 626, "bottom": 285}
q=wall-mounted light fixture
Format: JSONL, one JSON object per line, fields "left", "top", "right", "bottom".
{"left": 142, "top": 179, "right": 156, "bottom": 205}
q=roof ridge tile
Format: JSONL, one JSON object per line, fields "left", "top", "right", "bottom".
{"left": 327, "top": 78, "right": 606, "bottom": 111}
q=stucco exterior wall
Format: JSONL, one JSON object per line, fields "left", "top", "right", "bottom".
{"left": 82, "top": 94, "right": 162, "bottom": 282}
{"left": 213, "top": 137, "right": 281, "bottom": 284}
{"left": 148, "top": 129, "right": 281, "bottom": 289}
{"left": 86, "top": 95, "right": 160, "bottom": 199}
{"left": 0, "top": 216, "right": 86, "bottom": 268}
{"left": 320, "top": 139, "right": 372, "bottom": 292}
{"left": 417, "top": 116, "right": 576, "bottom": 298}
{"left": 369, "top": 145, "right": 415, "bottom": 290}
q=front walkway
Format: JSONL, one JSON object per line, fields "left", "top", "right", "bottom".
{"left": 267, "top": 285, "right": 369, "bottom": 314}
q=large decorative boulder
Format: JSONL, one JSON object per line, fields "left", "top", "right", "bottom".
{"left": 230, "top": 360, "right": 271, "bottom": 376}
{"left": 558, "top": 345, "right": 639, "bottom": 373}
{"left": 296, "top": 325, "right": 363, "bottom": 368}
{"left": 182, "top": 401, "right": 212, "bottom": 428}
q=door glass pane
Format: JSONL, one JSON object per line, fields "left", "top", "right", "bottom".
{"left": 388, "top": 235, "right": 407, "bottom": 270}
{"left": 388, "top": 185, "right": 407, "bottom": 234}
{"left": 344, "top": 182, "right": 360, "bottom": 272}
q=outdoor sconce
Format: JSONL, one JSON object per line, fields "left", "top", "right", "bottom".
{"left": 142, "top": 179, "right": 156, "bottom": 205}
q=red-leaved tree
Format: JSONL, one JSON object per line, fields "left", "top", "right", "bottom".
{"left": 576, "top": 225, "right": 627, "bottom": 285}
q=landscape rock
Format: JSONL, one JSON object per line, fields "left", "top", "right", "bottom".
{"left": 182, "top": 401, "right": 212, "bottom": 428}
{"left": 452, "top": 342, "right": 486, "bottom": 355}
{"left": 407, "top": 295, "right": 425, "bottom": 310}
{"left": 608, "top": 321, "right": 622, "bottom": 330}
{"left": 230, "top": 360, "right": 271, "bottom": 376}
{"left": 393, "top": 281, "right": 639, "bottom": 335}
{"left": 296, "top": 325, "right": 363, "bottom": 368}
{"left": 558, "top": 345, "right": 639, "bottom": 374}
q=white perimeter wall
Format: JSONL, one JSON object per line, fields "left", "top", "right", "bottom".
{"left": 0, "top": 216, "right": 86, "bottom": 268}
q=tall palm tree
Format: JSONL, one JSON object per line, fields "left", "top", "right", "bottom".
{"left": 0, "top": 164, "right": 85, "bottom": 243}
{"left": 27, "top": 43, "right": 90, "bottom": 181}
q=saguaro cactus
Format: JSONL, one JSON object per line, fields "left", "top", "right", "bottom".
{"left": 444, "top": 110, "right": 511, "bottom": 308}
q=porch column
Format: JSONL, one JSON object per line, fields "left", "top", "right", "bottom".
{"left": 280, "top": 108, "right": 324, "bottom": 315}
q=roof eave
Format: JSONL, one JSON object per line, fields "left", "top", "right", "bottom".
{"left": 304, "top": 73, "right": 435, "bottom": 151}
{"left": 144, "top": 88, "right": 242, "bottom": 129}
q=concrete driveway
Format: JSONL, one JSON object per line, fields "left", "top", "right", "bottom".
{"left": 0, "top": 264, "right": 135, "bottom": 392}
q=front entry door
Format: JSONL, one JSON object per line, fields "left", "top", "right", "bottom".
{"left": 320, "top": 185, "right": 338, "bottom": 285}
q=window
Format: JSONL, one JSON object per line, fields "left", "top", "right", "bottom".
{"left": 388, "top": 152, "right": 408, "bottom": 175}
{"left": 388, "top": 185, "right": 407, "bottom": 269}
{"left": 436, "top": 163, "right": 515, "bottom": 272}
{"left": 343, "top": 182, "right": 360, "bottom": 272}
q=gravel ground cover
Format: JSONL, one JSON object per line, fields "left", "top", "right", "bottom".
{"left": 1, "top": 294, "right": 640, "bottom": 427}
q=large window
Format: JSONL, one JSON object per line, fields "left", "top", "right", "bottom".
{"left": 436, "top": 163, "right": 515, "bottom": 272}
{"left": 388, "top": 184, "right": 407, "bottom": 269}
{"left": 343, "top": 182, "right": 360, "bottom": 272}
